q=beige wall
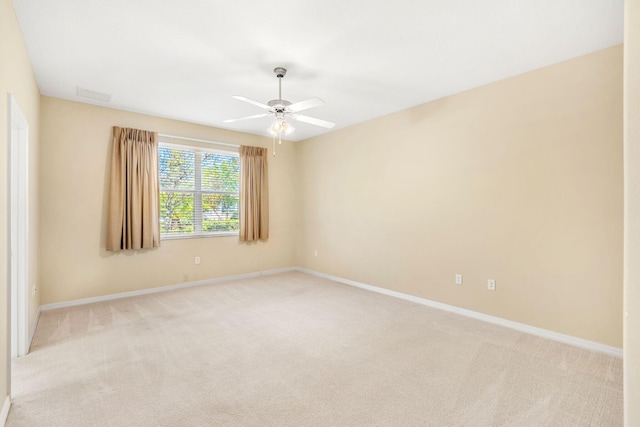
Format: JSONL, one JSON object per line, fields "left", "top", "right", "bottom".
{"left": 39, "top": 97, "right": 296, "bottom": 304}
{"left": 0, "top": 0, "right": 41, "bottom": 408}
{"left": 297, "top": 46, "right": 623, "bottom": 347}
{"left": 0, "top": 0, "right": 629, "bottom": 420}
{"left": 624, "top": 0, "right": 639, "bottom": 423}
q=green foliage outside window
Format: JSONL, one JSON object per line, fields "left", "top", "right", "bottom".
{"left": 159, "top": 145, "right": 239, "bottom": 236}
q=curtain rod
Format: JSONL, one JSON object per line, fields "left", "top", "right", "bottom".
{"left": 158, "top": 133, "right": 240, "bottom": 148}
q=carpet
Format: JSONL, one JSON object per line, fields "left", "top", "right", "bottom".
{"left": 7, "top": 271, "right": 622, "bottom": 426}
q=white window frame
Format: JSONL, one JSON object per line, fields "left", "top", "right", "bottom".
{"left": 159, "top": 141, "right": 240, "bottom": 239}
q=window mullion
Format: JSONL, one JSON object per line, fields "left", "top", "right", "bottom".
{"left": 194, "top": 151, "right": 202, "bottom": 233}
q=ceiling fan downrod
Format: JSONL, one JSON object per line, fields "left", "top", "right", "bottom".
{"left": 274, "top": 67, "right": 287, "bottom": 101}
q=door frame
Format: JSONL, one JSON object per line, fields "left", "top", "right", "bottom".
{"left": 8, "top": 93, "right": 30, "bottom": 359}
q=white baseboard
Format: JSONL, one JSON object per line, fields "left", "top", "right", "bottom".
{"left": 295, "top": 267, "right": 623, "bottom": 358}
{"left": 35, "top": 265, "right": 623, "bottom": 358}
{"left": 28, "top": 307, "right": 42, "bottom": 353}
{"left": 39, "top": 267, "right": 296, "bottom": 312}
{"left": 1, "top": 396, "right": 10, "bottom": 427}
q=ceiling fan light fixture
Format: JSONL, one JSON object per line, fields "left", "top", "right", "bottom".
{"left": 268, "top": 118, "right": 294, "bottom": 136}
{"left": 282, "top": 121, "right": 294, "bottom": 135}
{"left": 227, "top": 66, "right": 335, "bottom": 157}
{"left": 269, "top": 118, "right": 284, "bottom": 134}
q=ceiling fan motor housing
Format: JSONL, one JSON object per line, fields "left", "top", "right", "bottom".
{"left": 268, "top": 99, "right": 291, "bottom": 112}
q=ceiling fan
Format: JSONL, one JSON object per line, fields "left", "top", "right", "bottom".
{"left": 224, "top": 67, "right": 335, "bottom": 155}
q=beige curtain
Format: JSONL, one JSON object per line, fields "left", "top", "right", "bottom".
{"left": 106, "top": 126, "right": 161, "bottom": 251}
{"left": 239, "top": 145, "right": 269, "bottom": 241}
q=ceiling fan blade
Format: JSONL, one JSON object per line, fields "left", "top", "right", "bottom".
{"left": 223, "top": 113, "right": 270, "bottom": 123}
{"left": 291, "top": 114, "right": 336, "bottom": 129}
{"left": 232, "top": 96, "right": 271, "bottom": 111}
{"left": 288, "top": 97, "right": 325, "bottom": 113}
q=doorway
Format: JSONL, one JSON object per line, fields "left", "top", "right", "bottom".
{"left": 8, "top": 94, "right": 30, "bottom": 359}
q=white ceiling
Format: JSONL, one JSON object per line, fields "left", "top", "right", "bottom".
{"left": 13, "top": 0, "right": 623, "bottom": 142}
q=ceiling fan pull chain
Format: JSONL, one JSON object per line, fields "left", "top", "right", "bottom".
{"left": 272, "top": 134, "right": 277, "bottom": 157}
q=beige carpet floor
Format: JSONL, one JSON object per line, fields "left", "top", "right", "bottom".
{"left": 7, "top": 271, "right": 622, "bottom": 426}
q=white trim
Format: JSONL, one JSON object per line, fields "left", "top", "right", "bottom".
{"left": 36, "top": 266, "right": 623, "bottom": 358}
{"left": 40, "top": 267, "right": 296, "bottom": 312}
{"left": 295, "top": 267, "right": 624, "bottom": 358}
{"left": 0, "top": 396, "right": 10, "bottom": 427}
{"left": 8, "top": 94, "right": 30, "bottom": 359}
{"left": 161, "top": 231, "right": 238, "bottom": 240}
{"left": 28, "top": 307, "right": 41, "bottom": 352}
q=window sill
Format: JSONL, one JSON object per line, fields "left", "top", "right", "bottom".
{"left": 161, "top": 232, "right": 239, "bottom": 241}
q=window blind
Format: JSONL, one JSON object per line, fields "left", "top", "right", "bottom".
{"left": 159, "top": 144, "right": 239, "bottom": 237}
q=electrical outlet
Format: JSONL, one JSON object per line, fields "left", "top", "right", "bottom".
{"left": 455, "top": 274, "right": 463, "bottom": 285}
{"left": 195, "top": 256, "right": 200, "bottom": 265}
{"left": 488, "top": 279, "right": 496, "bottom": 291}
{"left": 314, "top": 249, "right": 318, "bottom": 257}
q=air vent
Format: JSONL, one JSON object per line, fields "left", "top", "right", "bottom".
{"left": 76, "top": 87, "right": 111, "bottom": 102}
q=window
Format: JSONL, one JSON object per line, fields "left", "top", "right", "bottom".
{"left": 159, "top": 143, "right": 240, "bottom": 238}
